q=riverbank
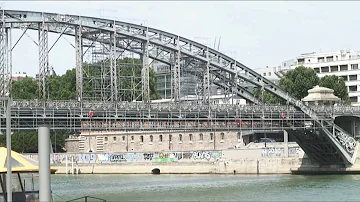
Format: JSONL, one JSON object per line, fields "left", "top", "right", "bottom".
{"left": 26, "top": 142, "right": 360, "bottom": 174}
{"left": 53, "top": 158, "right": 308, "bottom": 174}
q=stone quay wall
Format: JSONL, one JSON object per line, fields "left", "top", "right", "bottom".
{"left": 25, "top": 143, "right": 308, "bottom": 174}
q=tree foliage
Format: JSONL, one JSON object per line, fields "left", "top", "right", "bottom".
{"left": 255, "top": 66, "right": 350, "bottom": 104}
{"left": 319, "top": 75, "right": 350, "bottom": 104}
{"left": 0, "top": 130, "right": 71, "bottom": 153}
{"left": 6, "top": 58, "right": 160, "bottom": 153}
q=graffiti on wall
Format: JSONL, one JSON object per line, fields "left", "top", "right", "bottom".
{"left": 261, "top": 147, "right": 303, "bottom": 158}
{"left": 24, "top": 150, "right": 223, "bottom": 165}
{"left": 261, "top": 147, "right": 284, "bottom": 157}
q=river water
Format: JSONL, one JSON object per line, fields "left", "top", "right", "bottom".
{"left": 50, "top": 174, "right": 360, "bottom": 201}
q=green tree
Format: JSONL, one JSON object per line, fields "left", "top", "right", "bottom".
{"left": 254, "top": 66, "right": 349, "bottom": 104}
{"left": 0, "top": 130, "right": 70, "bottom": 153}
{"left": 319, "top": 75, "right": 350, "bottom": 104}
{"left": 278, "top": 66, "right": 319, "bottom": 100}
{"left": 11, "top": 77, "right": 38, "bottom": 99}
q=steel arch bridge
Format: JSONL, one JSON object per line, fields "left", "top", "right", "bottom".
{"left": 0, "top": 9, "right": 358, "bottom": 166}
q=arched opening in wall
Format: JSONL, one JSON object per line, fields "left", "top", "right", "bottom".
{"left": 237, "top": 132, "right": 241, "bottom": 140}
{"left": 150, "top": 135, "right": 153, "bottom": 142}
{"left": 122, "top": 136, "right": 125, "bottom": 141}
{"left": 131, "top": 136, "right": 134, "bottom": 141}
{"left": 113, "top": 136, "right": 116, "bottom": 141}
{"left": 169, "top": 134, "right": 172, "bottom": 142}
{"left": 221, "top": 133, "right": 225, "bottom": 140}
{"left": 140, "top": 135, "right": 144, "bottom": 143}
{"left": 199, "top": 133, "right": 203, "bottom": 141}
{"left": 152, "top": 168, "right": 160, "bottom": 175}
{"left": 179, "top": 134, "right": 183, "bottom": 142}
{"left": 159, "top": 135, "right": 163, "bottom": 142}
{"left": 189, "top": 134, "right": 193, "bottom": 141}
{"left": 104, "top": 136, "right": 108, "bottom": 141}
{"left": 210, "top": 133, "right": 214, "bottom": 141}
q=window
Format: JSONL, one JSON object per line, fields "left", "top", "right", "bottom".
{"left": 210, "top": 133, "right": 214, "bottom": 141}
{"left": 221, "top": 133, "right": 225, "bottom": 140}
{"left": 340, "top": 76, "right": 347, "bottom": 81}
{"left": 349, "top": 86, "right": 357, "bottom": 92}
{"left": 263, "top": 73, "right": 266, "bottom": 76}
{"left": 314, "top": 68, "right": 320, "bottom": 73}
{"left": 350, "top": 96, "right": 358, "bottom": 103}
{"left": 321, "top": 66, "right": 329, "bottom": 73}
{"left": 268, "top": 72, "right": 271, "bottom": 76}
{"left": 326, "top": 56, "right": 333, "bottom": 62}
{"left": 330, "top": 66, "right": 338, "bottom": 72}
{"left": 189, "top": 134, "right": 193, "bottom": 141}
{"left": 297, "top": 58, "right": 305, "bottom": 64}
{"left": 317, "top": 57, "right": 324, "bottom": 63}
{"left": 150, "top": 135, "right": 153, "bottom": 142}
{"left": 140, "top": 135, "right": 144, "bottom": 143}
{"left": 122, "top": 136, "right": 125, "bottom": 141}
{"left": 349, "top": 75, "right": 357, "bottom": 81}
{"left": 179, "top": 134, "right": 182, "bottom": 142}
{"left": 169, "top": 134, "right": 172, "bottom": 141}
{"left": 131, "top": 136, "right": 134, "bottom": 141}
{"left": 104, "top": 137, "right": 108, "bottom": 141}
{"left": 351, "top": 64, "right": 358, "bottom": 70}
{"left": 113, "top": 137, "right": 116, "bottom": 141}
{"left": 340, "top": 65, "right": 348, "bottom": 71}
{"left": 199, "top": 133, "right": 203, "bottom": 141}
{"left": 159, "top": 135, "right": 163, "bottom": 142}
{"left": 237, "top": 132, "right": 241, "bottom": 140}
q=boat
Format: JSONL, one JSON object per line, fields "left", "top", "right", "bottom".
{"left": 0, "top": 147, "right": 57, "bottom": 202}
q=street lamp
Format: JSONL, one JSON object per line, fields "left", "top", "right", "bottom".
{"left": 0, "top": 96, "right": 12, "bottom": 202}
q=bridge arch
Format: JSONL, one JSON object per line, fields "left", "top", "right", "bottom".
{"left": 0, "top": 9, "right": 358, "bottom": 166}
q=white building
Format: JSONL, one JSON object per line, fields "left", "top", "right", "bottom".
{"left": 256, "top": 50, "right": 360, "bottom": 105}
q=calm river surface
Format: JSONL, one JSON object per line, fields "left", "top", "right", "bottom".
{"left": 49, "top": 174, "right": 360, "bottom": 201}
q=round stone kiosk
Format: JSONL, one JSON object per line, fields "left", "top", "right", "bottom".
{"left": 302, "top": 85, "right": 340, "bottom": 106}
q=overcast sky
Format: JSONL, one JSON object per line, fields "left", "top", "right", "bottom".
{"left": 2, "top": 1, "right": 360, "bottom": 76}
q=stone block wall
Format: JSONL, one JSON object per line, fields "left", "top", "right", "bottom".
{"left": 66, "top": 130, "right": 245, "bottom": 153}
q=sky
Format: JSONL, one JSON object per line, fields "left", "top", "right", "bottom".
{"left": 3, "top": 1, "right": 360, "bottom": 77}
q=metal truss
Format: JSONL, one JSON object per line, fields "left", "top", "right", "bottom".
{"left": 75, "top": 24, "right": 83, "bottom": 102}
{"left": 110, "top": 29, "right": 118, "bottom": 102}
{"left": 203, "top": 47, "right": 210, "bottom": 104}
{"left": 0, "top": 18, "right": 9, "bottom": 98}
{"left": 38, "top": 15, "right": 49, "bottom": 101}
{"left": 172, "top": 36, "right": 181, "bottom": 102}
{"left": 141, "top": 27, "right": 150, "bottom": 102}
{"left": 0, "top": 10, "right": 358, "bottom": 165}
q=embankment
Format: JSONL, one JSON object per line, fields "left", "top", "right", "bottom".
{"left": 53, "top": 158, "right": 307, "bottom": 174}
{"left": 25, "top": 142, "right": 314, "bottom": 174}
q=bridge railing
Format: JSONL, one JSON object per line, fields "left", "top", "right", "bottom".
{"left": 6, "top": 100, "right": 360, "bottom": 114}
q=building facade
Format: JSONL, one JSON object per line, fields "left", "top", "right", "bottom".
{"left": 255, "top": 50, "right": 360, "bottom": 105}
{"left": 65, "top": 130, "right": 251, "bottom": 153}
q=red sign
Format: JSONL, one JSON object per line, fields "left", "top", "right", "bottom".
{"left": 89, "top": 111, "right": 94, "bottom": 117}
{"left": 281, "top": 113, "right": 286, "bottom": 119}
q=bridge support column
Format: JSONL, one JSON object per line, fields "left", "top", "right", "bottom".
{"left": 75, "top": 24, "right": 83, "bottom": 102}
{"left": 141, "top": 27, "right": 150, "bottom": 102}
{"left": 284, "top": 130, "right": 289, "bottom": 158}
{"left": 38, "top": 125, "right": 51, "bottom": 202}
{"left": 38, "top": 16, "right": 49, "bottom": 101}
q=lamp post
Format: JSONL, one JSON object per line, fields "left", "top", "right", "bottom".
{"left": 0, "top": 96, "right": 12, "bottom": 202}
